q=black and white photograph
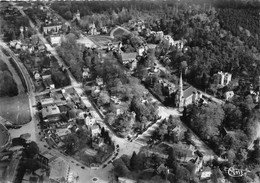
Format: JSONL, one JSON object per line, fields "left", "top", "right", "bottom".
{"left": 0, "top": 0, "right": 260, "bottom": 182}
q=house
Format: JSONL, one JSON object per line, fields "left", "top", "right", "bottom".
{"left": 41, "top": 98, "right": 55, "bottom": 107}
{"left": 33, "top": 71, "right": 41, "bottom": 80}
{"left": 157, "top": 164, "right": 169, "bottom": 174}
{"left": 225, "top": 91, "right": 234, "bottom": 101}
{"left": 140, "top": 146, "right": 169, "bottom": 160}
{"left": 216, "top": 71, "right": 232, "bottom": 87}
{"left": 137, "top": 45, "right": 145, "bottom": 56}
{"left": 172, "top": 40, "right": 185, "bottom": 50}
{"left": 89, "top": 23, "right": 99, "bottom": 35}
{"left": 155, "top": 31, "right": 164, "bottom": 41}
{"left": 163, "top": 142, "right": 196, "bottom": 162}
{"left": 101, "top": 26, "right": 108, "bottom": 34}
{"left": 42, "top": 24, "right": 62, "bottom": 35}
{"left": 162, "top": 35, "right": 174, "bottom": 46}
{"left": 82, "top": 68, "right": 90, "bottom": 79}
{"left": 120, "top": 52, "right": 137, "bottom": 65}
{"left": 96, "top": 76, "right": 103, "bottom": 86}
{"left": 43, "top": 76, "right": 55, "bottom": 90}
{"left": 200, "top": 166, "right": 212, "bottom": 180}
{"left": 42, "top": 105, "right": 61, "bottom": 122}
{"left": 127, "top": 59, "right": 138, "bottom": 71}
{"left": 91, "top": 124, "right": 100, "bottom": 136}
{"left": 49, "top": 34, "right": 61, "bottom": 46}
{"left": 118, "top": 177, "right": 137, "bottom": 183}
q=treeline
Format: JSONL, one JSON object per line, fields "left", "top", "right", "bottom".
{"left": 183, "top": 98, "right": 260, "bottom": 166}
{"left": 0, "top": 59, "right": 18, "bottom": 97}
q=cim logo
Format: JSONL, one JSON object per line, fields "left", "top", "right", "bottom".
{"left": 224, "top": 167, "right": 250, "bottom": 177}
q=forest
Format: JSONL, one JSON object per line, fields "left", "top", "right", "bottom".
{"left": 0, "top": 59, "right": 18, "bottom": 97}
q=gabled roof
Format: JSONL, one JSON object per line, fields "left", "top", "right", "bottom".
{"left": 121, "top": 52, "right": 137, "bottom": 61}
{"left": 183, "top": 86, "right": 197, "bottom": 99}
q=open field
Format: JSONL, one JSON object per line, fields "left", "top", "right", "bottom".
{"left": 113, "top": 28, "right": 127, "bottom": 38}
{"left": 89, "top": 36, "right": 113, "bottom": 47}
{"left": 77, "top": 35, "right": 97, "bottom": 48}
{"left": 0, "top": 93, "right": 31, "bottom": 125}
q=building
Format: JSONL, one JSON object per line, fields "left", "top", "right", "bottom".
{"left": 89, "top": 23, "right": 99, "bottom": 35}
{"left": 163, "top": 142, "right": 196, "bottom": 162}
{"left": 178, "top": 72, "right": 198, "bottom": 107}
{"left": 162, "top": 35, "right": 174, "bottom": 46}
{"left": 118, "top": 177, "right": 137, "bottom": 183}
{"left": 216, "top": 71, "right": 232, "bottom": 87}
{"left": 225, "top": 91, "right": 234, "bottom": 101}
{"left": 200, "top": 166, "right": 212, "bottom": 180}
{"left": 42, "top": 24, "right": 62, "bottom": 35}
{"left": 49, "top": 34, "right": 61, "bottom": 46}
{"left": 41, "top": 98, "right": 55, "bottom": 107}
{"left": 42, "top": 105, "right": 61, "bottom": 122}
{"left": 43, "top": 75, "right": 55, "bottom": 90}
{"left": 120, "top": 52, "right": 137, "bottom": 65}
{"left": 155, "top": 31, "right": 164, "bottom": 41}
{"left": 91, "top": 124, "right": 100, "bottom": 136}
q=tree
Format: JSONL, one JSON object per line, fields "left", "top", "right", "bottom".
{"left": 64, "top": 10, "right": 73, "bottom": 20}
{"left": 112, "top": 158, "right": 130, "bottom": 177}
{"left": 97, "top": 90, "right": 110, "bottom": 106}
{"left": 184, "top": 129, "right": 192, "bottom": 145}
{"left": 24, "top": 141, "right": 39, "bottom": 159}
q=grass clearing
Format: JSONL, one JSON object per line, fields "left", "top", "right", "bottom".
{"left": 0, "top": 93, "right": 31, "bottom": 125}
{"left": 113, "top": 28, "right": 127, "bottom": 38}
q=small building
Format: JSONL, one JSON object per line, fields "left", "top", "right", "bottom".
{"left": 40, "top": 98, "right": 55, "bottom": 107}
{"left": 43, "top": 76, "right": 55, "bottom": 90}
{"left": 216, "top": 71, "right": 232, "bottom": 87}
{"left": 162, "top": 35, "right": 174, "bottom": 46}
{"left": 200, "top": 166, "right": 212, "bottom": 180}
{"left": 49, "top": 34, "right": 61, "bottom": 46}
{"left": 33, "top": 71, "right": 41, "bottom": 81}
{"left": 120, "top": 52, "right": 137, "bottom": 65}
{"left": 96, "top": 77, "right": 103, "bottom": 86}
{"left": 225, "top": 91, "right": 234, "bottom": 101}
{"left": 88, "top": 23, "right": 99, "bottom": 35}
{"left": 137, "top": 46, "right": 145, "bottom": 56}
{"left": 42, "top": 105, "right": 61, "bottom": 122}
{"left": 155, "top": 31, "right": 164, "bottom": 41}
{"left": 91, "top": 124, "right": 100, "bottom": 136}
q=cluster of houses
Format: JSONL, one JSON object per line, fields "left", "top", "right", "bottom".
{"left": 118, "top": 141, "right": 225, "bottom": 183}
{"left": 38, "top": 87, "right": 111, "bottom": 159}
{"left": 9, "top": 36, "right": 46, "bottom": 54}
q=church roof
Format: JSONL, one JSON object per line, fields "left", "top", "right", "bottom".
{"left": 183, "top": 86, "right": 197, "bottom": 99}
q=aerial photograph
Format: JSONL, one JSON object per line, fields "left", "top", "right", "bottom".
{"left": 0, "top": 0, "right": 260, "bottom": 182}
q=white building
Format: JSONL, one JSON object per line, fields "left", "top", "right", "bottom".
{"left": 217, "top": 71, "right": 232, "bottom": 87}
{"left": 49, "top": 35, "right": 61, "bottom": 46}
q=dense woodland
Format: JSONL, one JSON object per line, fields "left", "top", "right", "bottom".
{"left": 0, "top": 59, "right": 18, "bottom": 97}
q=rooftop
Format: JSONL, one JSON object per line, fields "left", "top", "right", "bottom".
{"left": 121, "top": 52, "right": 137, "bottom": 61}
{"left": 42, "top": 105, "right": 60, "bottom": 118}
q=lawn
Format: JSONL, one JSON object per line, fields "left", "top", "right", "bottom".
{"left": 113, "top": 28, "right": 127, "bottom": 38}
{"left": 0, "top": 93, "right": 31, "bottom": 125}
